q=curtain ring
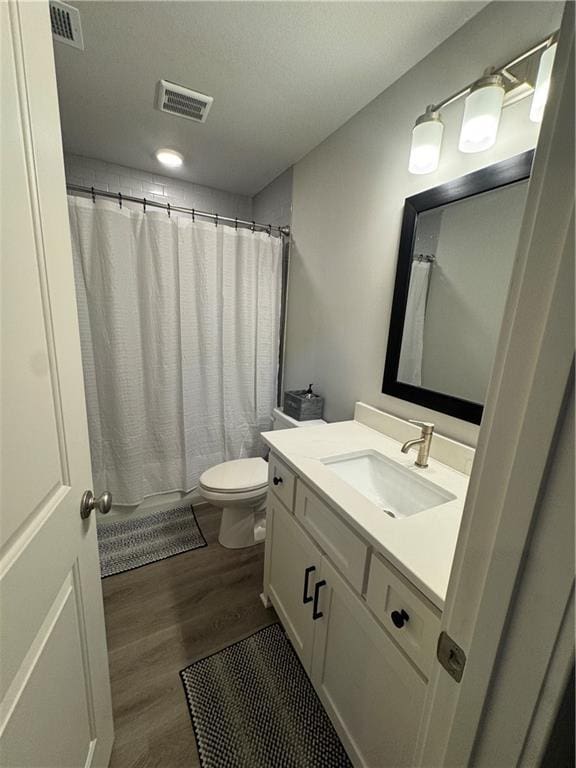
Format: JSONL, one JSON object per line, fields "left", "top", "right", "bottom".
{"left": 192, "top": 208, "right": 195, "bottom": 222}
{"left": 235, "top": 217, "right": 238, "bottom": 230}
{"left": 143, "top": 197, "right": 147, "bottom": 213}
{"left": 167, "top": 202, "right": 171, "bottom": 218}
{"left": 215, "top": 213, "right": 218, "bottom": 227}
{"left": 118, "top": 192, "right": 122, "bottom": 209}
{"left": 91, "top": 186, "right": 96, "bottom": 204}
{"left": 251, "top": 220, "right": 255, "bottom": 233}
{"left": 267, "top": 224, "right": 272, "bottom": 237}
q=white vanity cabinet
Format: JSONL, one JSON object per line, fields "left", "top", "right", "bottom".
{"left": 312, "top": 557, "right": 426, "bottom": 768}
{"left": 264, "top": 458, "right": 437, "bottom": 768}
{"left": 265, "top": 494, "right": 319, "bottom": 671}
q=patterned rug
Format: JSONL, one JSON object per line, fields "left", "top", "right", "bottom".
{"left": 180, "top": 623, "right": 352, "bottom": 768}
{"left": 97, "top": 504, "right": 207, "bottom": 577}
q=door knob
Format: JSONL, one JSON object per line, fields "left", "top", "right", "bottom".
{"left": 80, "top": 490, "right": 112, "bottom": 519}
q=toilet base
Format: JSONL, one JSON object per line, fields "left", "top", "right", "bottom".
{"left": 218, "top": 501, "right": 266, "bottom": 549}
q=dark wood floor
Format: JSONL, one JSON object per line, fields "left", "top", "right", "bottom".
{"left": 102, "top": 504, "right": 276, "bottom": 768}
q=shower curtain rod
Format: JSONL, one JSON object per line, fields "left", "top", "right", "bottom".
{"left": 66, "top": 184, "right": 291, "bottom": 237}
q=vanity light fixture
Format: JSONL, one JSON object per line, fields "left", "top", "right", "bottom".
{"left": 408, "top": 107, "right": 444, "bottom": 175}
{"left": 530, "top": 38, "right": 557, "bottom": 123}
{"left": 459, "top": 73, "right": 505, "bottom": 153}
{"left": 155, "top": 148, "right": 183, "bottom": 168}
{"left": 407, "top": 30, "right": 558, "bottom": 174}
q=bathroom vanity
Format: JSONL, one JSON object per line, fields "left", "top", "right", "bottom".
{"left": 261, "top": 403, "right": 473, "bottom": 768}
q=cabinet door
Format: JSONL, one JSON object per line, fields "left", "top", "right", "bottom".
{"left": 311, "top": 557, "right": 426, "bottom": 768}
{"left": 266, "top": 499, "right": 320, "bottom": 672}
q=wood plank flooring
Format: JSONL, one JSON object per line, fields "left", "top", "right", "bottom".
{"left": 102, "top": 504, "right": 277, "bottom": 768}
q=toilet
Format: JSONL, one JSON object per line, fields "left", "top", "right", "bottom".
{"left": 199, "top": 407, "right": 326, "bottom": 548}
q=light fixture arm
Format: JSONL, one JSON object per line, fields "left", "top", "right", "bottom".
{"left": 428, "top": 30, "right": 558, "bottom": 114}
{"left": 408, "top": 28, "right": 558, "bottom": 175}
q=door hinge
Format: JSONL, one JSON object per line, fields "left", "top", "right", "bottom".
{"left": 437, "top": 631, "right": 466, "bottom": 683}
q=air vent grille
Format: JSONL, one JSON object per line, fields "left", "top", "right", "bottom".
{"left": 50, "top": 0, "right": 84, "bottom": 50}
{"left": 157, "top": 80, "right": 213, "bottom": 123}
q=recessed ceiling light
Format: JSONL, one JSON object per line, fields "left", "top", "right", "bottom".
{"left": 155, "top": 149, "right": 183, "bottom": 168}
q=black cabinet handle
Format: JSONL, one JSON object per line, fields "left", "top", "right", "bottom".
{"left": 391, "top": 609, "right": 410, "bottom": 628}
{"left": 303, "top": 565, "right": 315, "bottom": 604}
{"left": 312, "top": 579, "right": 327, "bottom": 620}
{"left": 273, "top": 476, "right": 283, "bottom": 486}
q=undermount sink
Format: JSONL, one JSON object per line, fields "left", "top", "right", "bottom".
{"left": 321, "top": 449, "right": 456, "bottom": 519}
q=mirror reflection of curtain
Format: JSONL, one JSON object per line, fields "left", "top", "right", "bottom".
{"left": 397, "top": 260, "right": 431, "bottom": 386}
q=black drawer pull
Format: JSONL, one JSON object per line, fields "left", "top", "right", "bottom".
{"left": 272, "top": 476, "right": 283, "bottom": 486}
{"left": 391, "top": 609, "right": 410, "bottom": 629}
{"left": 312, "top": 579, "right": 327, "bottom": 620}
{"left": 303, "top": 565, "right": 315, "bottom": 604}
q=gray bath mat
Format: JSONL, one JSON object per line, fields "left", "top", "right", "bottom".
{"left": 97, "top": 504, "right": 206, "bottom": 577}
{"left": 180, "top": 623, "right": 352, "bottom": 768}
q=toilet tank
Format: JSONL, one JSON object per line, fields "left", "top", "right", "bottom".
{"left": 272, "top": 407, "right": 326, "bottom": 430}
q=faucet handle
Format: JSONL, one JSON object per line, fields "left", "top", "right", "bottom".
{"left": 409, "top": 419, "right": 435, "bottom": 433}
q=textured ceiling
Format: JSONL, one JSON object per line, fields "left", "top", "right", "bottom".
{"left": 53, "top": 1, "right": 488, "bottom": 195}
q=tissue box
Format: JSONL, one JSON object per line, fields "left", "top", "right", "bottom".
{"left": 283, "top": 389, "right": 324, "bottom": 421}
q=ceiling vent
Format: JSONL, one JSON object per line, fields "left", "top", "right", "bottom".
{"left": 156, "top": 80, "right": 213, "bottom": 123}
{"left": 49, "top": 0, "right": 84, "bottom": 50}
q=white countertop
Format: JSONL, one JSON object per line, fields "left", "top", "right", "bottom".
{"left": 262, "top": 420, "right": 470, "bottom": 609}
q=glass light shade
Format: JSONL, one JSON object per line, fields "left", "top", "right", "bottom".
{"left": 459, "top": 76, "right": 504, "bottom": 153}
{"left": 530, "top": 43, "right": 557, "bottom": 123}
{"left": 408, "top": 114, "right": 443, "bottom": 175}
{"left": 155, "top": 148, "right": 183, "bottom": 168}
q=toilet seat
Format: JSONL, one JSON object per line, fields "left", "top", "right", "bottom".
{"left": 198, "top": 458, "right": 269, "bottom": 549}
{"left": 199, "top": 410, "right": 327, "bottom": 549}
{"left": 199, "top": 457, "right": 268, "bottom": 494}
{"left": 198, "top": 485, "right": 267, "bottom": 504}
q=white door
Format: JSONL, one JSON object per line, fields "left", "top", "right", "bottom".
{"left": 311, "top": 557, "right": 426, "bottom": 768}
{"left": 0, "top": 2, "right": 114, "bottom": 767}
{"left": 266, "top": 499, "right": 319, "bottom": 671}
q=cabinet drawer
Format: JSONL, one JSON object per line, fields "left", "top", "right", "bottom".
{"left": 295, "top": 482, "right": 368, "bottom": 593}
{"left": 268, "top": 454, "right": 297, "bottom": 511}
{"left": 365, "top": 552, "right": 441, "bottom": 677}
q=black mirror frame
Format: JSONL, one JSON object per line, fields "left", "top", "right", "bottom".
{"left": 382, "top": 150, "right": 534, "bottom": 425}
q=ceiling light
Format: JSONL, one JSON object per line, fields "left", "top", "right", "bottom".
{"left": 530, "top": 41, "right": 557, "bottom": 123}
{"left": 409, "top": 107, "right": 444, "bottom": 175}
{"left": 459, "top": 74, "right": 505, "bottom": 154}
{"left": 156, "top": 149, "right": 183, "bottom": 168}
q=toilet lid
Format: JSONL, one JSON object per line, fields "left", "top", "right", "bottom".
{"left": 199, "top": 458, "right": 268, "bottom": 493}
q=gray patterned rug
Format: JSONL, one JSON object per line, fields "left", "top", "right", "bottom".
{"left": 180, "top": 623, "right": 352, "bottom": 768}
{"left": 97, "top": 504, "right": 206, "bottom": 577}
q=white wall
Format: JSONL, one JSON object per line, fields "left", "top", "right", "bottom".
{"left": 285, "top": 1, "right": 562, "bottom": 446}
{"left": 64, "top": 153, "right": 253, "bottom": 219}
{"left": 253, "top": 167, "right": 293, "bottom": 227}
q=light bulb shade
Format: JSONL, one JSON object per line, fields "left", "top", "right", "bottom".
{"left": 459, "top": 75, "right": 504, "bottom": 153}
{"left": 530, "top": 42, "right": 557, "bottom": 123}
{"left": 408, "top": 112, "right": 443, "bottom": 175}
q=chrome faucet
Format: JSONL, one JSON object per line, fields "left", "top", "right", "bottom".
{"left": 401, "top": 420, "right": 434, "bottom": 468}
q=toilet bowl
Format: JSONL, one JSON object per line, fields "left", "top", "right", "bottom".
{"left": 199, "top": 408, "right": 327, "bottom": 548}
{"left": 199, "top": 458, "right": 269, "bottom": 548}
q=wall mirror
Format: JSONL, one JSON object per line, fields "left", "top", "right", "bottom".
{"left": 382, "top": 150, "right": 534, "bottom": 424}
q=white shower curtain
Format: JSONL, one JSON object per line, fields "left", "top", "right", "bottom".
{"left": 68, "top": 196, "right": 282, "bottom": 505}
{"left": 397, "top": 260, "right": 431, "bottom": 387}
